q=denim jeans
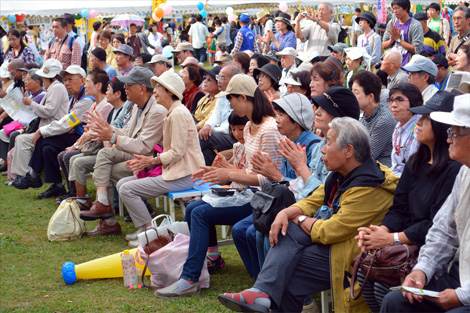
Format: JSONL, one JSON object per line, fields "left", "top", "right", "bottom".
{"left": 232, "top": 215, "right": 260, "bottom": 278}
{"left": 181, "top": 199, "right": 253, "bottom": 282}
{"left": 194, "top": 47, "right": 206, "bottom": 63}
{"left": 256, "top": 231, "right": 271, "bottom": 270}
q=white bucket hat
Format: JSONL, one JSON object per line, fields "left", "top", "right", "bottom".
{"left": 36, "top": 59, "right": 63, "bottom": 78}
{"left": 151, "top": 71, "right": 185, "bottom": 100}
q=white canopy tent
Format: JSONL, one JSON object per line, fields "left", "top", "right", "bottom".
{"left": 1, "top": 0, "right": 446, "bottom": 17}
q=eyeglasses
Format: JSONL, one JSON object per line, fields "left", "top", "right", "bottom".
{"left": 447, "top": 127, "right": 470, "bottom": 139}
{"left": 387, "top": 97, "right": 410, "bottom": 104}
{"left": 216, "top": 75, "right": 225, "bottom": 82}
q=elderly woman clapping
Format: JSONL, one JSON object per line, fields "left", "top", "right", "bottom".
{"left": 118, "top": 71, "right": 205, "bottom": 247}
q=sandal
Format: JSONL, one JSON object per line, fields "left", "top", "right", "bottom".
{"left": 218, "top": 290, "right": 270, "bottom": 313}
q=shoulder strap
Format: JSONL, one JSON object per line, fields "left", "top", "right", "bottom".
{"left": 68, "top": 35, "right": 78, "bottom": 51}
{"left": 48, "top": 36, "right": 57, "bottom": 48}
{"left": 305, "top": 139, "right": 321, "bottom": 152}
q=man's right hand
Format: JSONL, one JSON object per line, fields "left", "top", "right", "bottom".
{"left": 402, "top": 270, "right": 427, "bottom": 304}
{"left": 199, "top": 124, "right": 212, "bottom": 140}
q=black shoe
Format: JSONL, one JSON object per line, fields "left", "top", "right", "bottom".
{"left": 12, "top": 173, "right": 43, "bottom": 190}
{"left": 56, "top": 192, "right": 76, "bottom": 205}
{"left": 38, "top": 184, "right": 67, "bottom": 199}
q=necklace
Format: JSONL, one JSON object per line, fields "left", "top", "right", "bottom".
{"left": 393, "top": 121, "right": 418, "bottom": 163}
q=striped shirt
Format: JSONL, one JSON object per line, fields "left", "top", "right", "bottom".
{"left": 420, "top": 29, "right": 446, "bottom": 57}
{"left": 45, "top": 34, "right": 81, "bottom": 69}
{"left": 244, "top": 116, "right": 283, "bottom": 186}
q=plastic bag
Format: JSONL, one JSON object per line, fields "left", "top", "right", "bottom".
{"left": 152, "top": 214, "right": 190, "bottom": 236}
{"left": 136, "top": 233, "right": 210, "bottom": 289}
{"left": 47, "top": 199, "right": 84, "bottom": 241}
{"left": 202, "top": 189, "right": 254, "bottom": 207}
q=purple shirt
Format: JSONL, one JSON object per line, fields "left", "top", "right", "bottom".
{"left": 395, "top": 19, "right": 412, "bottom": 66}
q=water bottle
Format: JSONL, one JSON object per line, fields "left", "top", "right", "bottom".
{"left": 121, "top": 250, "right": 138, "bottom": 287}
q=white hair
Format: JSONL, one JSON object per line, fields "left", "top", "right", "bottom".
{"left": 328, "top": 117, "right": 371, "bottom": 162}
{"left": 319, "top": 2, "right": 334, "bottom": 12}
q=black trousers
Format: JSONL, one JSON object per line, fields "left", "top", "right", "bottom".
{"left": 199, "top": 132, "right": 235, "bottom": 166}
{"left": 29, "top": 133, "right": 80, "bottom": 183}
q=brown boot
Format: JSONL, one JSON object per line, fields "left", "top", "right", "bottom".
{"left": 80, "top": 201, "right": 114, "bottom": 221}
{"left": 84, "top": 220, "right": 122, "bottom": 236}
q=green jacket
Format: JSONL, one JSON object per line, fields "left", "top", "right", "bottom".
{"left": 296, "top": 158, "right": 398, "bottom": 313}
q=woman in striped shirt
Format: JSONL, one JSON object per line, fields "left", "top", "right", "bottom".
{"left": 155, "top": 74, "right": 283, "bottom": 298}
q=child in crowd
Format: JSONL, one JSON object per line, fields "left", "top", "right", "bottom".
{"left": 215, "top": 43, "right": 227, "bottom": 61}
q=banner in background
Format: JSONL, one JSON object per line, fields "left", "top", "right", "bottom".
{"left": 377, "top": 0, "right": 387, "bottom": 24}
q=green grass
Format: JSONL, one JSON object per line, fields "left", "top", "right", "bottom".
{"left": 0, "top": 175, "right": 254, "bottom": 312}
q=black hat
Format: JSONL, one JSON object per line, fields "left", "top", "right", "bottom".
{"left": 274, "top": 12, "right": 292, "bottom": 27}
{"left": 63, "top": 13, "right": 75, "bottom": 25}
{"left": 408, "top": 91, "right": 456, "bottom": 114}
{"left": 430, "top": 54, "right": 449, "bottom": 69}
{"left": 356, "top": 11, "right": 377, "bottom": 28}
{"left": 265, "top": 50, "right": 280, "bottom": 62}
{"left": 203, "top": 66, "right": 222, "bottom": 80}
{"left": 312, "top": 86, "right": 360, "bottom": 119}
{"left": 414, "top": 12, "right": 428, "bottom": 21}
{"left": 91, "top": 47, "right": 107, "bottom": 62}
{"left": 253, "top": 63, "right": 282, "bottom": 85}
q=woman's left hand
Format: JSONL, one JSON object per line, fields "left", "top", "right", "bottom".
{"left": 251, "top": 152, "right": 282, "bottom": 181}
{"left": 201, "top": 167, "right": 231, "bottom": 185}
{"left": 357, "top": 225, "right": 394, "bottom": 250}
{"left": 125, "top": 154, "right": 155, "bottom": 172}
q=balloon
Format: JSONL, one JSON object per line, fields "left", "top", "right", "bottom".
{"left": 19, "top": 14, "right": 25, "bottom": 22}
{"left": 228, "top": 14, "right": 236, "bottom": 23}
{"left": 7, "top": 15, "right": 16, "bottom": 23}
{"left": 162, "top": 45, "right": 174, "bottom": 59}
{"left": 158, "top": 2, "right": 165, "bottom": 9}
{"left": 152, "top": 12, "right": 158, "bottom": 21}
{"left": 155, "top": 7, "right": 164, "bottom": 19}
{"left": 75, "top": 14, "right": 82, "bottom": 20}
{"left": 200, "top": 10, "right": 207, "bottom": 19}
{"left": 279, "top": 2, "right": 288, "bottom": 13}
{"left": 89, "top": 10, "right": 98, "bottom": 19}
{"left": 164, "top": 4, "right": 172, "bottom": 15}
{"left": 226, "top": 7, "right": 234, "bottom": 15}
{"left": 80, "top": 9, "right": 89, "bottom": 18}
{"left": 197, "top": 2, "right": 204, "bottom": 11}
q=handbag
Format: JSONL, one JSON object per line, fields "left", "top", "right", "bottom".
{"left": 47, "top": 199, "right": 84, "bottom": 241}
{"left": 350, "top": 244, "right": 419, "bottom": 300}
{"left": 250, "top": 181, "right": 296, "bottom": 235}
{"left": 26, "top": 117, "right": 40, "bottom": 134}
{"left": 136, "top": 144, "right": 163, "bottom": 179}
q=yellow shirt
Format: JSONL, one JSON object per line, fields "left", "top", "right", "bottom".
{"left": 193, "top": 94, "right": 217, "bottom": 129}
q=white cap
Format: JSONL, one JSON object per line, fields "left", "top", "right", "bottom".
{"left": 275, "top": 47, "right": 297, "bottom": 57}
{"left": 36, "top": 59, "right": 63, "bottom": 78}
{"left": 61, "top": 65, "right": 86, "bottom": 78}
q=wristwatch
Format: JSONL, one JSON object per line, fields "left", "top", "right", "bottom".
{"left": 393, "top": 232, "right": 402, "bottom": 245}
{"left": 396, "top": 38, "right": 402, "bottom": 44}
{"left": 110, "top": 133, "right": 116, "bottom": 144}
{"left": 297, "top": 215, "right": 308, "bottom": 227}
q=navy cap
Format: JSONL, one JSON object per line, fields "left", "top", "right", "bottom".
{"left": 408, "top": 91, "right": 456, "bottom": 114}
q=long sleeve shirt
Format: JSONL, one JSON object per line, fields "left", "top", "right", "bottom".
{"left": 390, "top": 114, "right": 421, "bottom": 177}
{"left": 204, "top": 95, "right": 232, "bottom": 134}
{"left": 413, "top": 166, "right": 470, "bottom": 306}
{"left": 270, "top": 30, "right": 297, "bottom": 52}
{"left": 44, "top": 34, "right": 82, "bottom": 69}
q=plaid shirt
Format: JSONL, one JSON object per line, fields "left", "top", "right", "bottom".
{"left": 45, "top": 34, "right": 81, "bottom": 69}
{"left": 4, "top": 46, "right": 35, "bottom": 64}
{"left": 231, "top": 31, "right": 260, "bottom": 54}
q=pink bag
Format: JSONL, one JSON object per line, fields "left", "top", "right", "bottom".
{"left": 136, "top": 144, "right": 163, "bottom": 179}
{"left": 4, "top": 121, "right": 24, "bottom": 137}
{"left": 136, "top": 233, "right": 210, "bottom": 289}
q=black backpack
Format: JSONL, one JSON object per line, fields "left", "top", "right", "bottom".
{"left": 250, "top": 181, "right": 297, "bottom": 235}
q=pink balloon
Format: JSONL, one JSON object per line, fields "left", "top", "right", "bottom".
{"left": 89, "top": 10, "right": 98, "bottom": 19}
{"left": 228, "top": 14, "right": 236, "bottom": 23}
{"left": 164, "top": 4, "right": 172, "bottom": 15}
{"left": 279, "top": 2, "right": 288, "bottom": 13}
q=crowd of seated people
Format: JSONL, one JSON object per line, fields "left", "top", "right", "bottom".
{"left": 1, "top": 3, "right": 470, "bottom": 312}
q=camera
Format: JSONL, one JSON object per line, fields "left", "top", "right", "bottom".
{"left": 374, "top": 62, "right": 382, "bottom": 70}
{"left": 302, "top": 11, "right": 309, "bottom": 16}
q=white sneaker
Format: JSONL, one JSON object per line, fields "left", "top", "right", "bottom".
{"left": 128, "top": 239, "right": 139, "bottom": 248}
{"left": 125, "top": 226, "right": 147, "bottom": 241}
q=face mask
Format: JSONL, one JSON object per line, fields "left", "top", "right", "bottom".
{"left": 8, "top": 72, "right": 13, "bottom": 80}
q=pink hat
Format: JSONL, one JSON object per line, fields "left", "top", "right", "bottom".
{"left": 181, "top": 57, "right": 199, "bottom": 67}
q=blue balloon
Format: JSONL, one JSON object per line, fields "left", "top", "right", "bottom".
{"left": 200, "top": 10, "right": 207, "bottom": 19}
{"left": 162, "top": 45, "right": 175, "bottom": 59}
{"left": 80, "top": 9, "right": 89, "bottom": 18}
{"left": 7, "top": 15, "right": 16, "bottom": 23}
{"left": 197, "top": 2, "right": 204, "bottom": 11}
{"left": 62, "top": 262, "right": 77, "bottom": 284}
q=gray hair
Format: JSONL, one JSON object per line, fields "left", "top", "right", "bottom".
{"left": 319, "top": 2, "right": 334, "bottom": 12}
{"left": 28, "top": 69, "right": 43, "bottom": 87}
{"left": 454, "top": 6, "right": 470, "bottom": 19}
{"left": 385, "top": 49, "right": 402, "bottom": 66}
{"left": 223, "top": 63, "right": 243, "bottom": 79}
{"left": 328, "top": 117, "right": 371, "bottom": 162}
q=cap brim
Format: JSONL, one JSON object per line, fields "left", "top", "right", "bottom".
{"left": 312, "top": 95, "right": 340, "bottom": 118}
{"left": 18, "top": 67, "right": 29, "bottom": 72}
{"left": 408, "top": 106, "right": 434, "bottom": 114}
{"left": 117, "top": 75, "right": 136, "bottom": 84}
{"left": 283, "top": 76, "right": 301, "bottom": 86}
{"left": 151, "top": 76, "right": 183, "bottom": 100}
{"left": 430, "top": 111, "right": 467, "bottom": 127}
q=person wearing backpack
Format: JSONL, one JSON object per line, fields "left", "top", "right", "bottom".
{"left": 63, "top": 13, "right": 88, "bottom": 71}
{"left": 45, "top": 17, "right": 81, "bottom": 70}
{"left": 294, "top": 3, "right": 341, "bottom": 57}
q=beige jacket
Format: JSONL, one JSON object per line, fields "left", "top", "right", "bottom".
{"left": 29, "top": 80, "right": 69, "bottom": 129}
{"left": 159, "top": 101, "right": 204, "bottom": 181}
{"left": 113, "top": 95, "right": 167, "bottom": 156}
